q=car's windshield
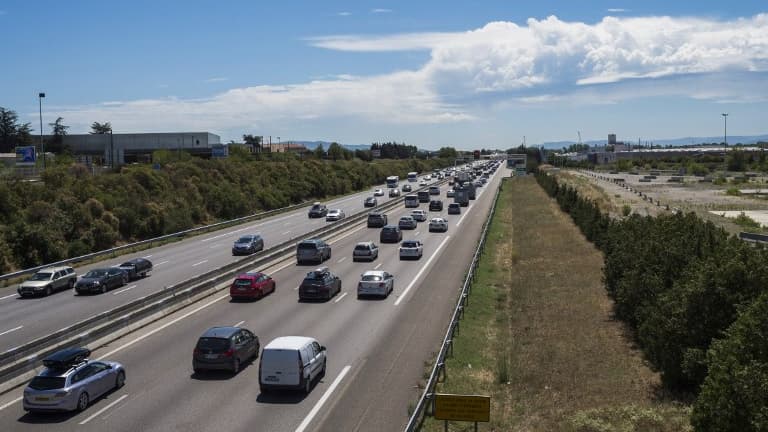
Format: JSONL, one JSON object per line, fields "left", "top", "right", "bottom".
{"left": 84, "top": 270, "right": 107, "bottom": 278}
{"left": 30, "top": 272, "right": 53, "bottom": 281}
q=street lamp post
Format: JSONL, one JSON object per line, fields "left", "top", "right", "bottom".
{"left": 38, "top": 92, "right": 45, "bottom": 169}
{"left": 722, "top": 113, "right": 728, "bottom": 152}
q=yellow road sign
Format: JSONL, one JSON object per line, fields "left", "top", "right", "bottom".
{"left": 434, "top": 393, "right": 490, "bottom": 422}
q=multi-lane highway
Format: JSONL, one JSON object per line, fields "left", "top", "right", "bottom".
{"left": 0, "top": 164, "right": 507, "bottom": 431}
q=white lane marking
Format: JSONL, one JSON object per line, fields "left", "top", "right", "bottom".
{"left": 336, "top": 257, "right": 347, "bottom": 264}
{"left": 143, "top": 255, "right": 152, "bottom": 259}
{"left": 112, "top": 285, "right": 137, "bottom": 296}
{"left": 0, "top": 325, "right": 23, "bottom": 337}
{"left": 282, "top": 231, "right": 291, "bottom": 235}
{"left": 294, "top": 286, "right": 300, "bottom": 291}
{"left": 200, "top": 226, "right": 251, "bottom": 243}
{"left": 294, "top": 365, "right": 352, "bottom": 432}
{"left": 0, "top": 293, "right": 18, "bottom": 301}
{"left": 456, "top": 204, "right": 472, "bottom": 227}
{"left": 234, "top": 320, "right": 245, "bottom": 327}
{"left": 191, "top": 260, "right": 208, "bottom": 267}
{"left": 284, "top": 222, "right": 291, "bottom": 226}
{"left": 155, "top": 260, "right": 169, "bottom": 266}
{"left": 334, "top": 292, "right": 348, "bottom": 303}
{"left": 327, "top": 225, "right": 365, "bottom": 244}
{"left": 374, "top": 263, "right": 382, "bottom": 270}
{"left": 414, "top": 231, "right": 420, "bottom": 236}
{"left": 209, "top": 243, "right": 222, "bottom": 249}
{"left": 264, "top": 260, "right": 294, "bottom": 275}
{"left": 0, "top": 397, "right": 21, "bottom": 412}
{"left": 78, "top": 394, "right": 128, "bottom": 425}
{"left": 99, "top": 294, "right": 230, "bottom": 359}
{"left": 394, "top": 235, "right": 451, "bottom": 306}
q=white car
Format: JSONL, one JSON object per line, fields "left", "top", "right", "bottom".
{"left": 357, "top": 270, "right": 394, "bottom": 298}
{"left": 326, "top": 209, "right": 345, "bottom": 221}
{"left": 446, "top": 189, "right": 455, "bottom": 198}
{"left": 374, "top": 188, "right": 385, "bottom": 196}
{"left": 411, "top": 209, "right": 427, "bottom": 222}
{"left": 429, "top": 217, "right": 448, "bottom": 233}
{"left": 424, "top": 175, "right": 432, "bottom": 181}
{"left": 419, "top": 180, "right": 428, "bottom": 186}
{"left": 399, "top": 240, "right": 423, "bottom": 260}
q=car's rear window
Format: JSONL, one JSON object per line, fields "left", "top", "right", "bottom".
{"left": 354, "top": 245, "right": 370, "bottom": 251}
{"left": 298, "top": 243, "right": 318, "bottom": 250}
{"left": 383, "top": 227, "right": 397, "bottom": 232}
{"left": 233, "top": 279, "right": 252, "bottom": 287}
{"left": 196, "top": 337, "right": 230, "bottom": 352}
{"left": 83, "top": 270, "right": 107, "bottom": 278}
{"left": 29, "top": 376, "right": 66, "bottom": 390}
{"left": 237, "top": 236, "right": 253, "bottom": 242}
{"left": 362, "top": 275, "right": 383, "bottom": 282}
{"left": 402, "top": 241, "right": 418, "bottom": 247}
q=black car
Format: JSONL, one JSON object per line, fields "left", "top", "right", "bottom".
{"left": 298, "top": 266, "right": 342, "bottom": 301}
{"left": 448, "top": 203, "right": 461, "bottom": 214}
{"left": 193, "top": 326, "right": 260, "bottom": 374}
{"left": 75, "top": 268, "right": 127, "bottom": 295}
{"left": 401, "top": 184, "right": 412, "bottom": 192}
{"left": 367, "top": 211, "right": 388, "bottom": 228}
{"left": 232, "top": 234, "right": 264, "bottom": 256}
{"left": 429, "top": 200, "right": 444, "bottom": 211}
{"left": 118, "top": 258, "right": 153, "bottom": 280}
{"left": 308, "top": 202, "right": 328, "bottom": 218}
{"left": 380, "top": 225, "right": 403, "bottom": 243}
{"left": 364, "top": 197, "right": 377, "bottom": 207}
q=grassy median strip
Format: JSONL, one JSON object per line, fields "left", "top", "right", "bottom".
{"left": 421, "top": 177, "right": 691, "bottom": 431}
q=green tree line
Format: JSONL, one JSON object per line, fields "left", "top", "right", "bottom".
{"left": 0, "top": 156, "right": 451, "bottom": 273}
{"left": 536, "top": 170, "right": 768, "bottom": 431}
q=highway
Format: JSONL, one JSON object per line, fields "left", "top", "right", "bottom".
{"left": 0, "top": 164, "right": 507, "bottom": 431}
{"left": 0, "top": 180, "right": 413, "bottom": 353}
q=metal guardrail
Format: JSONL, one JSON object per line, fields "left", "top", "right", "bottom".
{"left": 0, "top": 180, "right": 446, "bottom": 389}
{"left": 404, "top": 180, "right": 503, "bottom": 432}
{"left": 0, "top": 200, "right": 317, "bottom": 283}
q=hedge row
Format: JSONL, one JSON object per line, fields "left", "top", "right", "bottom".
{"left": 536, "top": 170, "right": 768, "bottom": 431}
{"left": 0, "top": 157, "right": 451, "bottom": 272}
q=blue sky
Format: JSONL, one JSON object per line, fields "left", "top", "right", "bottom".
{"left": 2, "top": 0, "right": 768, "bottom": 149}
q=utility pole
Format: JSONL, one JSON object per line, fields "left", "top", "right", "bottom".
{"left": 38, "top": 92, "right": 45, "bottom": 169}
{"left": 722, "top": 113, "right": 728, "bottom": 152}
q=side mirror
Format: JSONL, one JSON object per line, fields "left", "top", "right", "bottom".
{"left": 320, "top": 346, "right": 326, "bottom": 352}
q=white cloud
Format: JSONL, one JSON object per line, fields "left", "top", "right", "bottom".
{"left": 205, "top": 77, "right": 229, "bottom": 83}
{"left": 606, "top": 8, "right": 628, "bottom": 13}
{"left": 371, "top": 8, "right": 392, "bottom": 14}
{"left": 309, "top": 32, "right": 457, "bottom": 51}
{"left": 337, "top": 11, "right": 351, "bottom": 16}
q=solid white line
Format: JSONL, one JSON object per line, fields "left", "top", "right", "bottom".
{"left": 294, "top": 365, "right": 352, "bottom": 432}
{"left": 155, "top": 260, "right": 169, "bottom": 266}
{"left": 374, "top": 263, "right": 382, "bottom": 270}
{"left": 191, "top": 260, "right": 208, "bottom": 267}
{"left": 334, "top": 292, "right": 348, "bottom": 303}
{"left": 284, "top": 222, "right": 291, "bottom": 226}
{"left": 414, "top": 231, "right": 420, "bottom": 236}
{"left": 336, "top": 257, "right": 347, "bottom": 263}
{"left": 112, "top": 285, "right": 137, "bottom": 296}
{"left": 78, "top": 394, "right": 128, "bottom": 425}
{"left": 234, "top": 320, "right": 245, "bottom": 327}
{"left": 143, "top": 255, "right": 152, "bottom": 259}
{"left": 0, "top": 325, "right": 23, "bottom": 337}
{"left": 394, "top": 235, "right": 451, "bottom": 306}
{"left": 282, "top": 231, "right": 291, "bottom": 235}
{"left": 0, "top": 293, "right": 18, "bottom": 301}
{"left": 200, "top": 226, "right": 250, "bottom": 242}
{"left": 99, "top": 294, "right": 229, "bottom": 359}
{"left": 264, "top": 260, "right": 294, "bottom": 275}
{"left": 208, "top": 244, "right": 222, "bottom": 249}
{"left": 0, "top": 397, "right": 21, "bottom": 412}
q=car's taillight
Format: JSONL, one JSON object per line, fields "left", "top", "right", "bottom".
{"left": 193, "top": 348, "right": 200, "bottom": 356}
{"left": 53, "top": 391, "right": 69, "bottom": 398}
{"left": 223, "top": 348, "right": 234, "bottom": 358}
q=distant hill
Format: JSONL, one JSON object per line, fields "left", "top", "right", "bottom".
{"left": 292, "top": 141, "right": 370, "bottom": 151}
{"left": 541, "top": 134, "right": 768, "bottom": 150}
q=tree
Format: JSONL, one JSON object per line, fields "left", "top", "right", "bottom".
{"left": 0, "top": 107, "right": 33, "bottom": 152}
{"left": 438, "top": 146, "right": 458, "bottom": 159}
{"left": 242, "top": 134, "right": 262, "bottom": 153}
{"left": 48, "top": 117, "right": 69, "bottom": 153}
{"left": 313, "top": 143, "right": 325, "bottom": 159}
{"left": 90, "top": 121, "right": 112, "bottom": 134}
{"left": 327, "top": 142, "right": 344, "bottom": 161}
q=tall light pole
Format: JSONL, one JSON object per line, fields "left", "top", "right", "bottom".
{"left": 722, "top": 113, "right": 728, "bottom": 152}
{"left": 38, "top": 92, "right": 45, "bottom": 169}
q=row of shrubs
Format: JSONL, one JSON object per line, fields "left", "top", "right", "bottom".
{"left": 0, "top": 156, "right": 452, "bottom": 273}
{"left": 536, "top": 170, "right": 768, "bottom": 431}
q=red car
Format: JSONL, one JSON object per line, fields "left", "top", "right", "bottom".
{"left": 230, "top": 272, "right": 276, "bottom": 300}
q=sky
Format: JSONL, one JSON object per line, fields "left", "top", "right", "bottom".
{"left": 2, "top": 0, "right": 768, "bottom": 149}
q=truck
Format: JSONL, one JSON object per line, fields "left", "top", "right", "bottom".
{"left": 453, "top": 186, "right": 469, "bottom": 206}
{"left": 417, "top": 190, "right": 430, "bottom": 203}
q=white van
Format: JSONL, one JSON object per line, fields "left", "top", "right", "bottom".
{"left": 259, "top": 336, "right": 327, "bottom": 393}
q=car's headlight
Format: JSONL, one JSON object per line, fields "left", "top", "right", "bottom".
{"left": 93, "top": 281, "right": 100, "bottom": 286}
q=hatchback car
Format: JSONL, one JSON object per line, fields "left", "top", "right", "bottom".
{"left": 23, "top": 347, "right": 125, "bottom": 413}
{"left": 429, "top": 186, "right": 440, "bottom": 195}
{"left": 357, "top": 270, "right": 394, "bottom": 298}
{"left": 308, "top": 202, "right": 328, "bottom": 218}
{"left": 429, "top": 218, "right": 449, "bottom": 232}
{"left": 18, "top": 266, "right": 77, "bottom": 298}
{"left": 232, "top": 234, "right": 264, "bottom": 256}
{"left": 364, "top": 197, "right": 377, "bottom": 207}
{"left": 380, "top": 225, "right": 403, "bottom": 243}
{"left": 429, "top": 200, "right": 444, "bottom": 211}
{"left": 373, "top": 188, "right": 384, "bottom": 196}
{"left": 448, "top": 203, "right": 461, "bottom": 214}
{"left": 230, "top": 272, "right": 275, "bottom": 300}
{"left": 398, "top": 216, "right": 418, "bottom": 230}
{"left": 75, "top": 268, "right": 127, "bottom": 295}
{"left": 193, "top": 327, "right": 260, "bottom": 374}
{"left": 326, "top": 209, "right": 345, "bottom": 221}
{"left": 296, "top": 239, "right": 332, "bottom": 264}
{"left": 117, "top": 258, "right": 153, "bottom": 280}
{"left": 352, "top": 241, "right": 379, "bottom": 262}
{"left": 401, "top": 184, "right": 412, "bottom": 192}
{"left": 298, "top": 267, "right": 342, "bottom": 301}
{"left": 367, "top": 211, "right": 388, "bottom": 228}
{"left": 446, "top": 189, "right": 455, "bottom": 198}
{"left": 389, "top": 188, "right": 401, "bottom": 198}
{"left": 411, "top": 210, "right": 427, "bottom": 222}
{"left": 399, "top": 240, "right": 424, "bottom": 260}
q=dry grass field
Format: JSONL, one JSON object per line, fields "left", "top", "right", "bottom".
{"left": 421, "top": 177, "right": 691, "bottom": 431}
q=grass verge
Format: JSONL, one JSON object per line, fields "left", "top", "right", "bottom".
{"left": 420, "top": 177, "right": 690, "bottom": 431}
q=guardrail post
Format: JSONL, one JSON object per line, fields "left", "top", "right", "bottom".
{"left": 447, "top": 339, "right": 453, "bottom": 357}
{"left": 437, "top": 362, "right": 446, "bottom": 382}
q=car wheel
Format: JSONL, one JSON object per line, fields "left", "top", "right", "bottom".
{"left": 304, "top": 375, "right": 312, "bottom": 394}
{"left": 76, "top": 392, "right": 89, "bottom": 412}
{"left": 193, "top": 368, "right": 203, "bottom": 375}
{"left": 232, "top": 357, "right": 241, "bottom": 374}
{"left": 101, "top": 285, "right": 108, "bottom": 294}
{"left": 68, "top": 280, "right": 75, "bottom": 290}
{"left": 115, "top": 370, "right": 126, "bottom": 389}
{"left": 321, "top": 359, "right": 327, "bottom": 378}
